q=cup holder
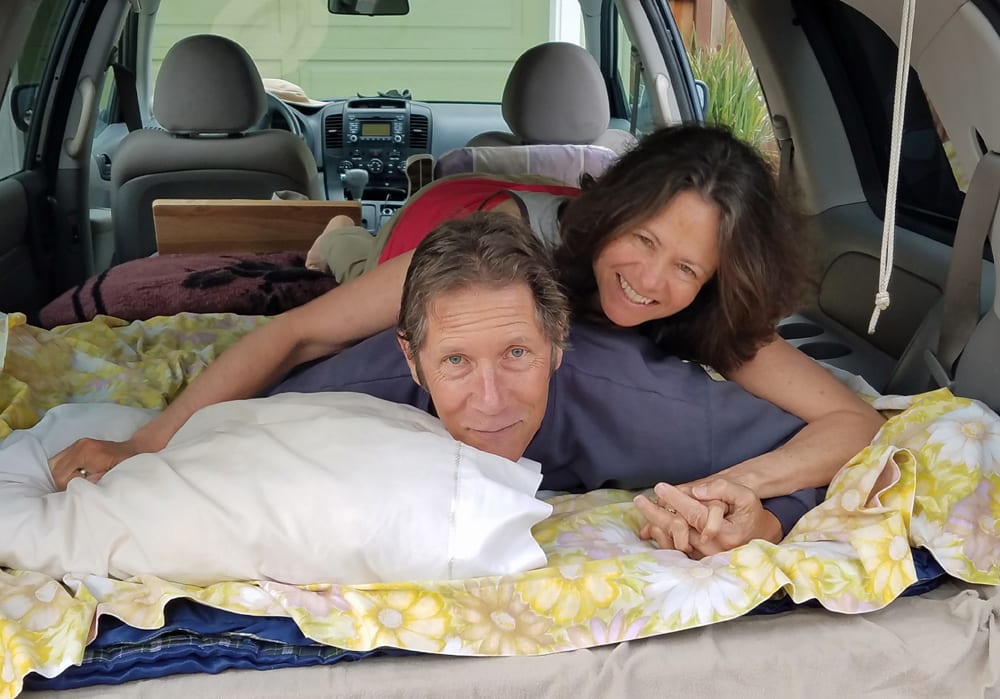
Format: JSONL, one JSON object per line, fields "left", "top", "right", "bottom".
{"left": 778, "top": 322, "right": 823, "bottom": 340}
{"left": 799, "top": 341, "right": 851, "bottom": 360}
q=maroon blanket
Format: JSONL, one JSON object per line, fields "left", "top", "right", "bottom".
{"left": 39, "top": 252, "right": 338, "bottom": 328}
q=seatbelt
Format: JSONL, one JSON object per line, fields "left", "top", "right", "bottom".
{"left": 771, "top": 114, "right": 793, "bottom": 197}
{"left": 628, "top": 46, "right": 642, "bottom": 136}
{"left": 111, "top": 62, "right": 142, "bottom": 132}
{"left": 925, "top": 152, "right": 1000, "bottom": 387}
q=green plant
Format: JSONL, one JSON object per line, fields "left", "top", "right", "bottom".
{"left": 688, "top": 39, "right": 774, "bottom": 156}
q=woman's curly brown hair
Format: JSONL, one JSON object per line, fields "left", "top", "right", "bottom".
{"left": 554, "top": 123, "right": 814, "bottom": 375}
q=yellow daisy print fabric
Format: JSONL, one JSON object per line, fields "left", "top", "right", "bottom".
{"left": 0, "top": 312, "right": 265, "bottom": 440}
{"left": 1, "top": 314, "right": 999, "bottom": 698}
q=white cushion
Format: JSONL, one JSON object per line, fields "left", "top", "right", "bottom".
{"left": 433, "top": 143, "right": 619, "bottom": 184}
{"left": 0, "top": 393, "right": 550, "bottom": 585}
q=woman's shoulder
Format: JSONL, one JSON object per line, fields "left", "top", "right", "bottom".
{"left": 505, "top": 189, "right": 572, "bottom": 247}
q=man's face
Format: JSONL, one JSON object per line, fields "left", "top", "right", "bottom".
{"left": 398, "top": 282, "right": 561, "bottom": 462}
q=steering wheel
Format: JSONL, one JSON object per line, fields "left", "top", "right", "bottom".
{"left": 259, "top": 93, "right": 305, "bottom": 139}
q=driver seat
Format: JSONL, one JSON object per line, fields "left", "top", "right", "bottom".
{"left": 110, "top": 34, "right": 321, "bottom": 263}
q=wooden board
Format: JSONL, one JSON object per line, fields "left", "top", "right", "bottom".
{"left": 152, "top": 199, "right": 362, "bottom": 254}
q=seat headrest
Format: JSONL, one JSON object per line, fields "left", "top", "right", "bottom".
{"left": 153, "top": 34, "right": 267, "bottom": 135}
{"left": 501, "top": 42, "right": 611, "bottom": 145}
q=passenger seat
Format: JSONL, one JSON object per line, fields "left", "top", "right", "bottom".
{"left": 466, "top": 42, "right": 636, "bottom": 154}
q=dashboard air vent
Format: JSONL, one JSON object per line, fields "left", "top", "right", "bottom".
{"left": 409, "top": 114, "right": 429, "bottom": 150}
{"left": 324, "top": 113, "right": 343, "bottom": 149}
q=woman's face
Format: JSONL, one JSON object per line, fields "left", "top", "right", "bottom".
{"left": 592, "top": 190, "right": 721, "bottom": 327}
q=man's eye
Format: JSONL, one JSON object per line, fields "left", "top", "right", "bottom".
{"left": 509, "top": 347, "right": 526, "bottom": 358}
{"left": 446, "top": 355, "right": 463, "bottom": 365}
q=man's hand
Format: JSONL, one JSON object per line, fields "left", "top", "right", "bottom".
{"left": 48, "top": 438, "right": 141, "bottom": 490}
{"left": 634, "top": 480, "right": 782, "bottom": 558}
{"left": 634, "top": 484, "right": 725, "bottom": 556}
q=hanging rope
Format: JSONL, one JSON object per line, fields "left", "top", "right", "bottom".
{"left": 868, "top": 0, "right": 917, "bottom": 334}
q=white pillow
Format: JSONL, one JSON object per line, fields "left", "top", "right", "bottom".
{"left": 0, "top": 393, "right": 551, "bottom": 585}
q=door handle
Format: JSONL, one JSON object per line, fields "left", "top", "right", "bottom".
{"left": 95, "top": 153, "right": 112, "bottom": 181}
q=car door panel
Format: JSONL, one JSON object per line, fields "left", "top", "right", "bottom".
{"left": 810, "top": 204, "right": 949, "bottom": 347}
{"left": 818, "top": 250, "right": 941, "bottom": 358}
{"left": 0, "top": 176, "right": 49, "bottom": 319}
{"left": 799, "top": 203, "right": 995, "bottom": 390}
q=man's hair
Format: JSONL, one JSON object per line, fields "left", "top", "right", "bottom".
{"left": 398, "top": 211, "right": 569, "bottom": 355}
{"left": 555, "top": 123, "right": 814, "bottom": 374}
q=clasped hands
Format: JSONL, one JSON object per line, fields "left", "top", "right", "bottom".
{"left": 633, "top": 479, "right": 781, "bottom": 558}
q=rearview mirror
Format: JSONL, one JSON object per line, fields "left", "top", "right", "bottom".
{"left": 10, "top": 83, "right": 39, "bottom": 131}
{"left": 328, "top": 0, "right": 409, "bottom": 16}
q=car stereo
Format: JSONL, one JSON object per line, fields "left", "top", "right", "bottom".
{"left": 322, "top": 98, "right": 432, "bottom": 201}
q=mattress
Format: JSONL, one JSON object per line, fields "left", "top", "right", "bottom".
{"left": 4, "top": 312, "right": 1000, "bottom": 698}
{"left": 23, "top": 579, "right": 1000, "bottom": 698}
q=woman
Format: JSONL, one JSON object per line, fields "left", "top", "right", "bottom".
{"left": 50, "top": 124, "right": 883, "bottom": 550}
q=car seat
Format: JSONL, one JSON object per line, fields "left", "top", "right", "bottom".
{"left": 466, "top": 42, "right": 636, "bottom": 154}
{"left": 110, "top": 34, "right": 322, "bottom": 263}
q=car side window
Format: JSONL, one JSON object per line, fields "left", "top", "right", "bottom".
{"left": 0, "top": 0, "right": 74, "bottom": 180}
{"left": 796, "top": 0, "right": 964, "bottom": 244}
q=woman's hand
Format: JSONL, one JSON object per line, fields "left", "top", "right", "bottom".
{"left": 48, "top": 437, "right": 143, "bottom": 490}
{"left": 634, "top": 480, "right": 781, "bottom": 558}
{"left": 634, "top": 484, "right": 720, "bottom": 555}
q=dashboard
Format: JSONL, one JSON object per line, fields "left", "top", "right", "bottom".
{"left": 270, "top": 96, "right": 507, "bottom": 231}
{"left": 322, "top": 97, "right": 431, "bottom": 203}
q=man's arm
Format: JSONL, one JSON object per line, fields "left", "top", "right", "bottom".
{"left": 49, "top": 249, "right": 415, "bottom": 489}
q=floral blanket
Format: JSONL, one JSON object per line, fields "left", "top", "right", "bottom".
{"left": 1, "top": 312, "right": 999, "bottom": 699}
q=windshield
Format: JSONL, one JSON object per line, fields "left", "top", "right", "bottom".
{"left": 153, "top": 0, "right": 581, "bottom": 102}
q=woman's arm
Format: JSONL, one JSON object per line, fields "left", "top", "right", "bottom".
{"left": 48, "top": 250, "right": 415, "bottom": 487}
{"left": 643, "top": 337, "right": 882, "bottom": 554}
{"left": 707, "top": 336, "right": 885, "bottom": 498}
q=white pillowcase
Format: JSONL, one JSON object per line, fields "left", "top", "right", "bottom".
{"left": 0, "top": 392, "right": 551, "bottom": 585}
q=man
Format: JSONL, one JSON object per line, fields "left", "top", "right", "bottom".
{"left": 0, "top": 212, "right": 571, "bottom": 584}
{"left": 50, "top": 213, "right": 814, "bottom": 557}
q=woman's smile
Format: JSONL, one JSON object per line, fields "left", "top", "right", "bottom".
{"left": 618, "top": 273, "right": 656, "bottom": 305}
